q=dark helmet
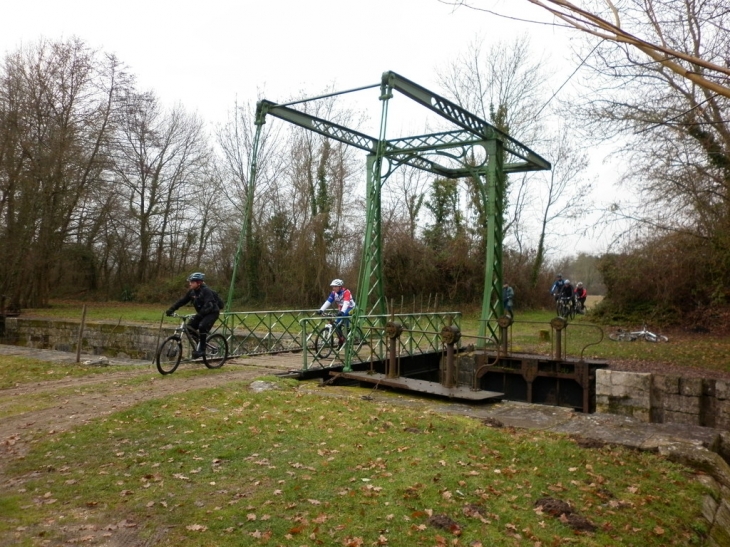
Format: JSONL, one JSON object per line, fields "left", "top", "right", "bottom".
{"left": 187, "top": 272, "right": 205, "bottom": 282}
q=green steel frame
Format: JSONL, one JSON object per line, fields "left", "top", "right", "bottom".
{"left": 227, "top": 71, "right": 550, "bottom": 363}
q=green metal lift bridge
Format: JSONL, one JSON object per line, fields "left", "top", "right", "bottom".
{"left": 227, "top": 71, "right": 550, "bottom": 364}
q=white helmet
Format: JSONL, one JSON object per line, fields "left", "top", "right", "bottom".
{"left": 564, "top": 279, "right": 570, "bottom": 284}
{"left": 330, "top": 279, "right": 344, "bottom": 287}
{"left": 577, "top": 282, "right": 583, "bottom": 287}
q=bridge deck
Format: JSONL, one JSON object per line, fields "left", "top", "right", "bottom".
{"left": 227, "top": 352, "right": 309, "bottom": 373}
{"left": 333, "top": 371, "right": 504, "bottom": 402}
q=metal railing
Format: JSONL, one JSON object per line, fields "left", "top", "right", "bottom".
{"left": 482, "top": 317, "right": 605, "bottom": 360}
{"left": 211, "top": 308, "right": 461, "bottom": 371}
{"left": 301, "top": 311, "right": 461, "bottom": 370}
{"left": 215, "top": 309, "right": 314, "bottom": 357}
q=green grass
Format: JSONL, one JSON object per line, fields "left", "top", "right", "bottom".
{"left": 20, "top": 299, "right": 166, "bottom": 323}
{"left": 460, "top": 309, "right": 730, "bottom": 376}
{"left": 0, "top": 379, "right": 709, "bottom": 546}
{"left": 0, "top": 355, "right": 143, "bottom": 389}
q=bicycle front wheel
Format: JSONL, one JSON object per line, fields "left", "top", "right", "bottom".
{"left": 314, "top": 327, "right": 335, "bottom": 359}
{"left": 645, "top": 333, "right": 669, "bottom": 343}
{"left": 203, "top": 334, "right": 228, "bottom": 369}
{"left": 156, "top": 336, "right": 182, "bottom": 375}
{"left": 567, "top": 303, "right": 576, "bottom": 321}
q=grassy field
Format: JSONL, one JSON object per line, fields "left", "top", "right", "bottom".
{"left": 0, "top": 300, "right": 720, "bottom": 545}
{"left": 0, "top": 374, "right": 710, "bottom": 546}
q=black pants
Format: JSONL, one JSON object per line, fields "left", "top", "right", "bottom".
{"left": 189, "top": 311, "right": 219, "bottom": 335}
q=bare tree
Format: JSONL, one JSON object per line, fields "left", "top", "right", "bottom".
{"left": 438, "top": 34, "right": 546, "bottom": 144}
{"left": 276, "top": 95, "right": 364, "bottom": 302}
{"left": 527, "top": 0, "right": 730, "bottom": 99}
{"left": 215, "top": 99, "right": 285, "bottom": 299}
{"left": 446, "top": 0, "right": 730, "bottom": 98}
{"left": 437, "top": 36, "right": 592, "bottom": 293}
{"left": 528, "top": 126, "right": 592, "bottom": 286}
{"left": 383, "top": 165, "right": 428, "bottom": 241}
{"left": 215, "top": 92, "right": 365, "bottom": 306}
{"left": 0, "top": 38, "right": 126, "bottom": 306}
{"left": 112, "top": 91, "right": 210, "bottom": 283}
{"left": 553, "top": 1, "right": 730, "bottom": 288}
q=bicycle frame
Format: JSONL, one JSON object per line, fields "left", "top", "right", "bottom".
{"left": 309, "top": 311, "right": 365, "bottom": 362}
{"left": 320, "top": 311, "right": 351, "bottom": 338}
{"left": 173, "top": 315, "right": 200, "bottom": 354}
{"left": 609, "top": 323, "right": 668, "bottom": 342}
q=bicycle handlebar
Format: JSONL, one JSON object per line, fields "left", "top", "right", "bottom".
{"left": 168, "top": 312, "right": 196, "bottom": 320}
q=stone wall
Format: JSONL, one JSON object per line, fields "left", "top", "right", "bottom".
{"left": 0, "top": 317, "right": 168, "bottom": 360}
{"left": 596, "top": 369, "right": 730, "bottom": 430}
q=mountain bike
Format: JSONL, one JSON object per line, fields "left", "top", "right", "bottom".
{"left": 556, "top": 296, "right": 576, "bottom": 320}
{"left": 312, "top": 311, "right": 367, "bottom": 359}
{"left": 156, "top": 313, "right": 229, "bottom": 375}
{"left": 608, "top": 323, "right": 668, "bottom": 343}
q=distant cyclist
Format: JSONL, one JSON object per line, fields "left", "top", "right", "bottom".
{"left": 550, "top": 273, "right": 565, "bottom": 300}
{"left": 317, "top": 279, "right": 356, "bottom": 345}
{"left": 502, "top": 282, "right": 514, "bottom": 317}
{"left": 560, "top": 279, "right": 576, "bottom": 308}
{"left": 574, "top": 282, "right": 587, "bottom": 314}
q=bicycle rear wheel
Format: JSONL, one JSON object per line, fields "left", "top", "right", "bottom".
{"left": 203, "top": 334, "right": 228, "bottom": 369}
{"left": 314, "top": 327, "right": 335, "bottom": 358}
{"left": 156, "top": 336, "right": 182, "bottom": 375}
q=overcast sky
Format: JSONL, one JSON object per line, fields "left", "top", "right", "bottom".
{"left": 0, "top": 1, "right": 571, "bottom": 121}
{"left": 1, "top": 0, "right": 615, "bottom": 256}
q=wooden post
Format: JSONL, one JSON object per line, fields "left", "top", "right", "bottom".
{"left": 76, "top": 305, "right": 88, "bottom": 363}
{"left": 153, "top": 313, "right": 166, "bottom": 364}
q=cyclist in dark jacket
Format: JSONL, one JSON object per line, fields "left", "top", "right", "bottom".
{"left": 166, "top": 272, "right": 220, "bottom": 358}
{"left": 560, "top": 279, "right": 576, "bottom": 307}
